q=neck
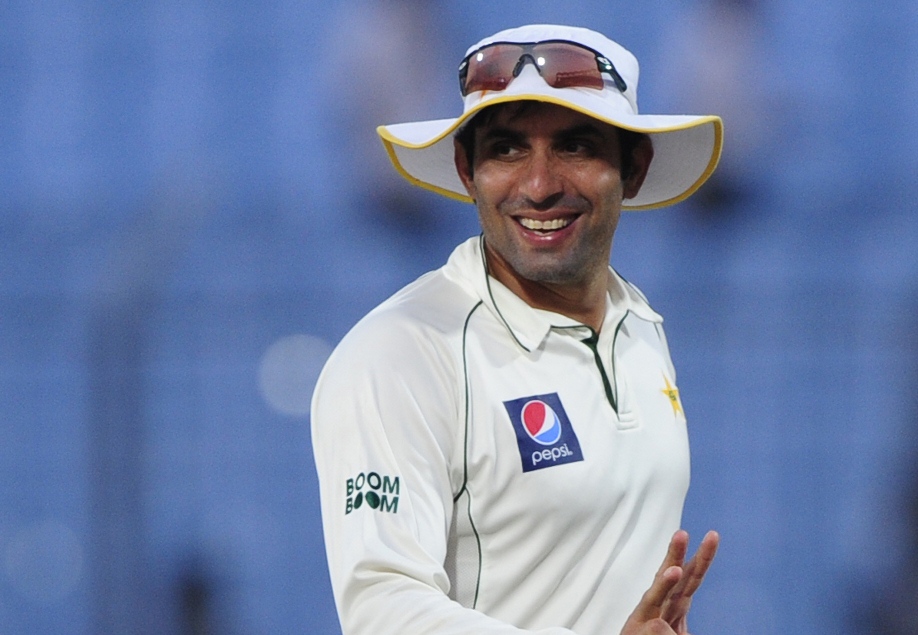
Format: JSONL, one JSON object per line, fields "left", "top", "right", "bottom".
{"left": 484, "top": 246, "right": 610, "bottom": 332}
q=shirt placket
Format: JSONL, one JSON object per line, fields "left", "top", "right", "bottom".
{"left": 604, "top": 316, "right": 638, "bottom": 429}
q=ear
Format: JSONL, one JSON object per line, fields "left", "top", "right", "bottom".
{"left": 622, "top": 136, "right": 654, "bottom": 200}
{"left": 453, "top": 138, "right": 477, "bottom": 201}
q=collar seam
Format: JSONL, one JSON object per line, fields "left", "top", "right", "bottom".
{"left": 479, "top": 235, "right": 533, "bottom": 353}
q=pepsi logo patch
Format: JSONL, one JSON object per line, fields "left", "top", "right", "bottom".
{"left": 503, "top": 393, "right": 584, "bottom": 472}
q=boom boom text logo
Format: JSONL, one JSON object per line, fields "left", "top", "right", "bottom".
{"left": 345, "top": 471, "right": 400, "bottom": 515}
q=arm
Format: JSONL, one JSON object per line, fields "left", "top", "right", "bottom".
{"left": 310, "top": 318, "right": 575, "bottom": 635}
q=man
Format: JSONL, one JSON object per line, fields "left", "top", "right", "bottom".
{"left": 312, "top": 24, "right": 724, "bottom": 635}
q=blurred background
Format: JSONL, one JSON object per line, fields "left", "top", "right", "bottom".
{"left": 2, "top": 0, "right": 917, "bottom": 633}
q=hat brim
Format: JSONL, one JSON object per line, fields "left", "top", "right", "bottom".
{"left": 378, "top": 91, "right": 723, "bottom": 211}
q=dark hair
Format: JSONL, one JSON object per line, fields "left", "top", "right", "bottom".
{"left": 454, "top": 103, "right": 650, "bottom": 180}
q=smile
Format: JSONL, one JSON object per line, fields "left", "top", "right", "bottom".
{"left": 517, "top": 217, "right": 572, "bottom": 232}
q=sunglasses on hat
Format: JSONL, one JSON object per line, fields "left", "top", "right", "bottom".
{"left": 458, "top": 39, "right": 628, "bottom": 97}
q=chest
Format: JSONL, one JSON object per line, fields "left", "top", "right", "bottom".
{"left": 453, "top": 315, "right": 690, "bottom": 530}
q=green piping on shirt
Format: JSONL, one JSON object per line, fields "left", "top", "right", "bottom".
{"left": 455, "top": 300, "right": 484, "bottom": 608}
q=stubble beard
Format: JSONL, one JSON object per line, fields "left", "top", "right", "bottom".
{"left": 499, "top": 237, "right": 610, "bottom": 287}
{"left": 483, "top": 215, "right": 615, "bottom": 289}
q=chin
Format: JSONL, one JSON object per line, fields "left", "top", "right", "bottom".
{"left": 514, "top": 263, "right": 584, "bottom": 285}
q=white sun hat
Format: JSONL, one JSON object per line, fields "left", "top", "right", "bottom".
{"left": 376, "top": 24, "right": 724, "bottom": 210}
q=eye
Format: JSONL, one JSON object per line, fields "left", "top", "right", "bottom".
{"left": 485, "top": 139, "right": 522, "bottom": 160}
{"left": 561, "top": 139, "right": 593, "bottom": 155}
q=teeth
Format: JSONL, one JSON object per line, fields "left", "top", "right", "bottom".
{"left": 518, "top": 217, "right": 571, "bottom": 231}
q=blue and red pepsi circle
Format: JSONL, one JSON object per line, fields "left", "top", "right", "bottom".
{"left": 503, "top": 392, "right": 584, "bottom": 472}
{"left": 521, "top": 400, "right": 563, "bottom": 445}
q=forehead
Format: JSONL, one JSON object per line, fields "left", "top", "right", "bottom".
{"left": 474, "top": 102, "right": 617, "bottom": 137}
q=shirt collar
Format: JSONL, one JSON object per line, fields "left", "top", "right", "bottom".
{"left": 444, "top": 235, "right": 663, "bottom": 352}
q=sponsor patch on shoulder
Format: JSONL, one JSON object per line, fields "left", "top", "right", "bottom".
{"left": 503, "top": 393, "right": 584, "bottom": 472}
{"left": 344, "top": 471, "right": 400, "bottom": 515}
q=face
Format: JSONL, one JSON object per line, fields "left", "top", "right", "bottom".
{"left": 454, "top": 102, "right": 651, "bottom": 293}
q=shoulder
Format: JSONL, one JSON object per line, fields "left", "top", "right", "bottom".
{"left": 311, "top": 269, "right": 483, "bottom": 450}
{"left": 319, "top": 268, "right": 483, "bottom": 387}
{"left": 611, "top": 271, "right": 678, "bottom": 377}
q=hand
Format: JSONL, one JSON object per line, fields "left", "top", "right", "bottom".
{"left": 619, "top": 529, "right": 719, "bottom": 635}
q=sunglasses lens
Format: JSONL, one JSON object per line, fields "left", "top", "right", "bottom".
{"left": 463, "top": 44, "right": 524, "bottom": 95}
{"left": 534, "top": 43, "right": 604, "bottom": 90}
{"left": 460, "top": 41, "right": 615, "bottom": 96}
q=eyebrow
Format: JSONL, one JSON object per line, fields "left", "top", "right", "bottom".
{"left": 478, "top": 126, "right": 525, "bottom": 145}
{"left": 479, "top": 122, "right": 606, "bottom": 145}
{"left": 554, "top": 123, "right": 606, "bottom": 141}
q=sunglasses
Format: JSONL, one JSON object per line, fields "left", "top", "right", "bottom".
{"left": 458, "top": 39, "right": 628, "bottom": 97}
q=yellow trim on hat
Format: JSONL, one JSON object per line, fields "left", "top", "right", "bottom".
{"left": 624, "top": 117, "right": 724, "bottom": 211}
{"left": 378, "top": 134, "right": 475, "bottom": 203}
{"left": 377, "top": 93, "right": 724, "bottom": 210}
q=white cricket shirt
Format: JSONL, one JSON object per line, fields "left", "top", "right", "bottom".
{"left": 311, "top": 236, "right": 690, "bottom": 635}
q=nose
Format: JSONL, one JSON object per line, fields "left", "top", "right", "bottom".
{"left": 518, "top": 146, "right": 564, "bottom": 206}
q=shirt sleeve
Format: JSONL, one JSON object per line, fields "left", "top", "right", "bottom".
{"left": 310, "top": 314, "right": 576, "bottom": 635}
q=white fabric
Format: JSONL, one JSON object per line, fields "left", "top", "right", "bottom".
{"left": 311, "top": 236, "right": 692, "bottom": 635}
{"left": 463, "top": 24, "right": 642, "bottom": 114}
{"left": 376, "top": 24, "right": 723, "bottom": 209}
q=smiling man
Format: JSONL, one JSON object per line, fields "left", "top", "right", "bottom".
{"left": 455, "top": 102, "right": 651, "bottom": 331}
{"left": 312, "top": 24, "right": 724, "bottom": 635}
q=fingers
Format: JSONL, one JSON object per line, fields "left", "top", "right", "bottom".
{"left": 622, "top": 530, "right": 719, "bottom": 635}
{"left": 660, "top": 530, "right": 720, "bottom": 627}
{"left": 657, "top": 530, "right": 689, "bottom": 575}
{"left": 640, "top": 618, "right": 679, "bottom": 635}
{"left": 680, "top": 531, "right": 719, "bottom": 597}
{"left": 628, "top": 529, "right": 690, "bottom": 625}
{"left": 628, "top": 564, "right": 684, "bottom": 625}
